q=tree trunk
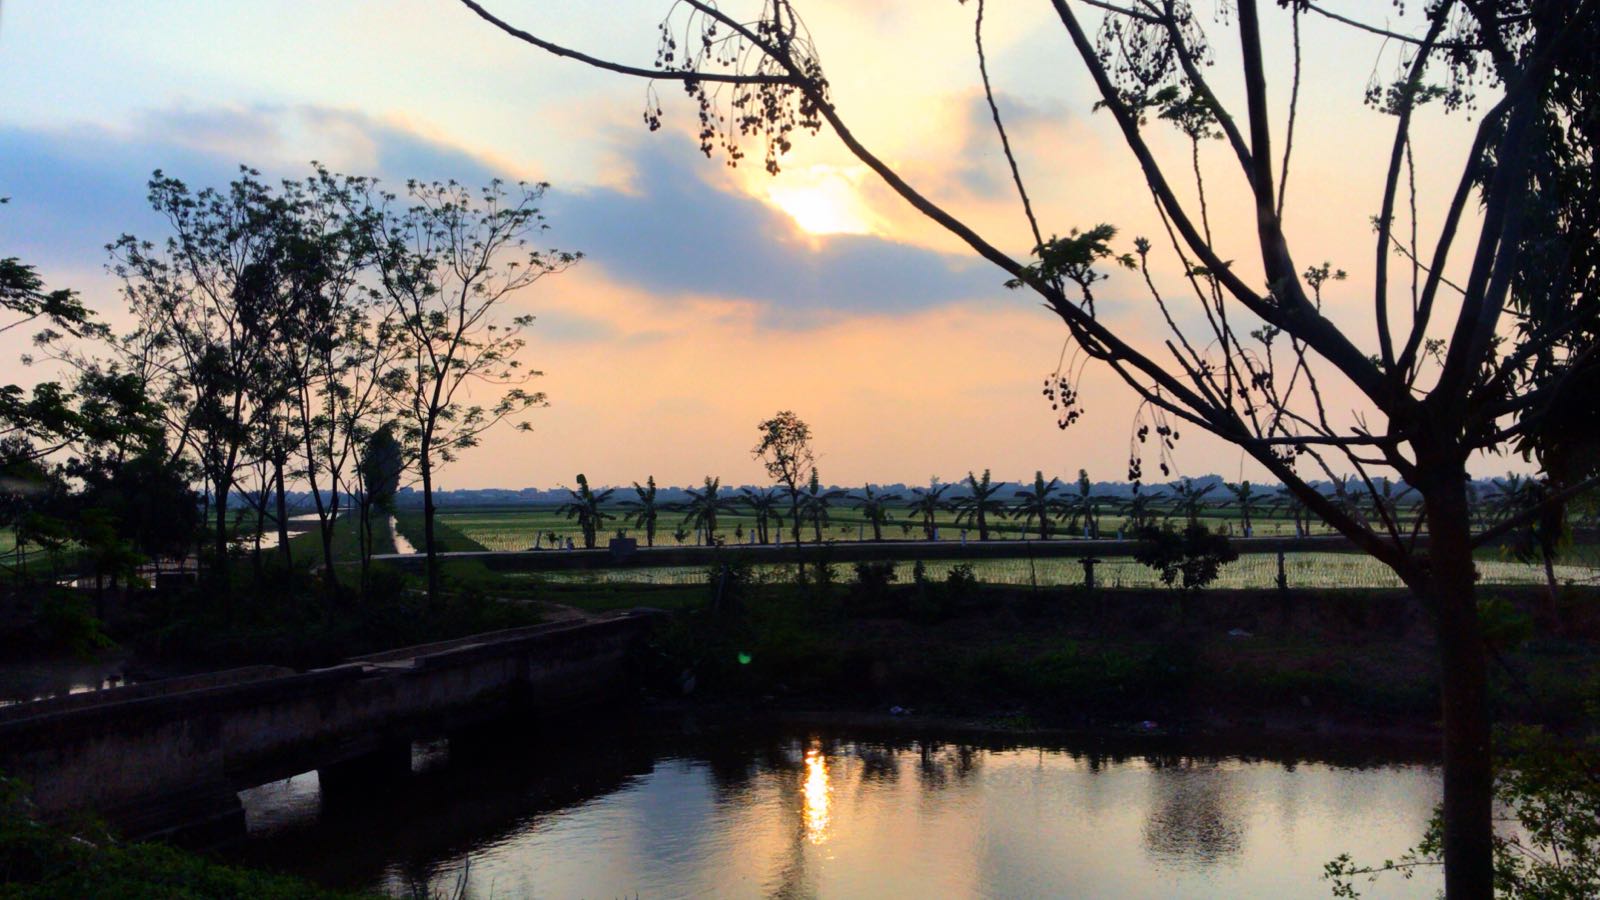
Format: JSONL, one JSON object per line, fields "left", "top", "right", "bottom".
{"left": 1423, "top": 475, "right": 1495, "bottom": 900}
{"left": 1542, "top": 545, "right": 1559, "bottom": 629}
{"left": 420, "top": 442, "right": 440, "bottom": 607}
{"left": 213, "top": 477, "right": 232, "bottom": 589}
{"left": 274, "top": 457, "right": 291, "bottom": 569}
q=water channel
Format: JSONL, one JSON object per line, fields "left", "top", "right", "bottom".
{"left": 226, "top": 718, "right": 1441, "bottom": 898}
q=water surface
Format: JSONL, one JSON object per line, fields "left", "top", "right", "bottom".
{"left": 232, "top": 721, "right": 1441, "bottom": 898}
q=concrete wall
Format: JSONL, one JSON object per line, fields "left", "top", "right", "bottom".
{"left": 0, "top": 613, "right": 656, "bottom": 840}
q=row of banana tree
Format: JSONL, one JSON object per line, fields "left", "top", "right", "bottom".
{"left": 546, "top": 469, "right": 1447, "bottom": 549}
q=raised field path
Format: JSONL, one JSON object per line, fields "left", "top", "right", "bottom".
{"left": 371, "top": 533, "right": 1375, "bottom": 573}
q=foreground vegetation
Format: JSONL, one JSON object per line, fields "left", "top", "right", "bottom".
{"left": 0, "top": 776, "right": 370, "bottom": 900}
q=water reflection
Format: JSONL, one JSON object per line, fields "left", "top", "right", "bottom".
{"left": 802, "top": 742, "right": 830, "bottom": 844}
{"left": 1141, "top": 759, "right": 1245, "bottom": 866}
{"left": 231, "top": 722, "right": 1444, "bottom": 899}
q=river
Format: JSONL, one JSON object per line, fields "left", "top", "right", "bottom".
{"left": 226, "top": 717, "right": 1441, "bottom": 898}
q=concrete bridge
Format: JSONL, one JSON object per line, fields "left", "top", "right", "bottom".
{"left": 0, "top": 612, "right": 659, "bottom": 842}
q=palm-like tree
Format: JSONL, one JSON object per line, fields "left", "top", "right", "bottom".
{"left": 1164, "top": 477, "right": 1216, "bottom": 527}
{"left": 1011, "top": 471, "right": 1061, "bottom": 540}
{"left": 1223, "top": 480, "right": 1271, "bottom": 536}
{"left": 850, "top": 484, "right": 901, "bottom": 541}
{"left": 950, "top": 469, "right": 1008, "bottom": 541}
{"left": 619, "top": 476, "right": 662, "bottom": 547}
{"left": 906, "top": 481, "right": 953, "bottom": 540}
{"left": 1121, "top": 490, "right": 1159, "bottom": 534}
{"left": 1273, "top": 486, "right": 1312, "bottom": 537}
{"left": 1489, "top": 473, "right": 1563, "bottom": 611}
{"left": 800, "top": 469, "right": 848, "bottom": 543}
{"left": 1363, "top": 476, "right": 1416, "bottom": 526}
{"left": 742, "top": 486, "right": 785, "bottom": 544}
{"left": 1056, "top": 468, "right": 1115, "bottom": 537}
{"left": 557, "top": 473, "right": 614, "bottom": 549}
{"left": 680, "top": 475, "right": 738, "bottom": 545}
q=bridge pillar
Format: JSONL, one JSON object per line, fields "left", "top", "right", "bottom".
{"left": 317, "top": 742, "right": 413, "bottom": 800}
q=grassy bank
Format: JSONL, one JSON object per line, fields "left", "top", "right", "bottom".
{"left": 581, "top": 563, "right": 1600, "bottom": 733}
{"left": 123, "top": 565, "right": 544, "bottom": 670}
{"left": 0, "top": 776, "right": 372, "bottom": 900}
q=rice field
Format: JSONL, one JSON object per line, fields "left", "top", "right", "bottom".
{"left": 502, "top": 551, "right": 1599, "bottom": 590}
{"left": 433, "top": 504, "right": 1340, "bottom": 552}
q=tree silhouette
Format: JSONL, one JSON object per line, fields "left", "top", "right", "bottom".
{"left": 752, "top": 410, "right": 815, "bottom": 548}
{"left": 1163, "top": 478, "right": 1216, "bottom": 528}
{"left": 741, "top": 485, "right": 786, "bottom": 544}
{"left": 557, "top": 473, "right": 613, "bottom": 549}
{"left": 1222, "top": 480, "right": 1269, "bottom": 537}
{"left": 850, "top": 484, "right": 900, "bottom": 542}
{"left": 1057, "top": 468, "right": 1115, "bottom": 538}
{"left": 1010, "top": 471, "right": 1061, "bottom": 540}
{"left": 950, "top": 469, "right": 1007, "bottom": 541}
{"left": 111, "top": 168, "right": 303, "bottom": 590}
{"left": 680, "top": 475, "right": 737, "bottom": 545}
{"left": 620, "top": 476, "right": 663, "bottom": 547}
{"left": 800, "top": 469, "right": 846, "bottom": 544}
{"left": 906, "top": 480, "right": 953, "bottom": 541}
{"left": 364, "top": 177, "right": 577, "bottom": 603}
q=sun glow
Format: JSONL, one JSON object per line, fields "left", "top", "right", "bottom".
{"left": 802, "top": 743, "right": 832, "bottom": 844}
{"left": 765, "top": 165, "right": 876, "bottom": 236}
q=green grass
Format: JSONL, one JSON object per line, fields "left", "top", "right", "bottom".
{"left": 0, "top": 774, "right": 376, "bottom": 899}
{"left": 405, "top": 550, "right": 1595, "bottom": 592}
{"left": 394, "top": 512, "right": 486, "bottom": 553}
{"left": 427, "top": 503, "right": 1343, "bottom": 552}
{"left": 274, "top": 514, "right": 395, "bottom": 571}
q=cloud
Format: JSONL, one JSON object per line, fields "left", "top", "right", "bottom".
{"left": 543, "top": 138, "right": 1007, "bottom": 327}
{"left": 950, "top": 91, "right": 1079, "bottom": 201}
{"left": 3, "top": 103, "right": 1009, "bottom": 328}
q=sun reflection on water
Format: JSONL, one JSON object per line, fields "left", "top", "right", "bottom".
{"left": 802, "top": 743, "right": 831, "bottom": 844}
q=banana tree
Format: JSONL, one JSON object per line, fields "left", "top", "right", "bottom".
{"left": 850, "top": 484, "right": 901, "bottom": 541}
{"left": 1011, "top": 470, "right": 1061, "bottom": 540}
{"left": 680, "top": 475, "right": 737, "bottom": 545}
{"left": 950, "top": 469, "right": 1008, "bottom": 541}
{"left": 556, "top": 473, "right": 614, "bottom": 549}
{"left": 1057, "top": 468, "right": 1115, "bottom": 537}
{"left": 1224, "top": 480, "right": 1271, "bottom": 537}
{"left": 741, "top": 486, "right": 785, "bottom": 544}
{"left": 800, "top": 470, "right": 848, "bottom": 543}
{"left": 619, "top": 476, "right": 662, "bottom": 546}
{"left": 906, "top": 481, "right": 952, "bottom": 541}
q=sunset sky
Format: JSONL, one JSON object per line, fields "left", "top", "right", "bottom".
{"left": 0, "top": 1, "right": 1509, "bottom": 490}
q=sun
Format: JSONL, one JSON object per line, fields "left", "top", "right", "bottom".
{"left": 765, "top": 165, "right": 876, "bottom": 236}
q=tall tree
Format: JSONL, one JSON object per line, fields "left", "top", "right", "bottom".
{"left": 464, "top": 4, "right": 1600, "bottom": 891}
{"left": 950, "top": 469, "right": 1007, "bottom": 541}
{"left": 752, "top": 410, "right": 815, "bottom": 548}
{"left": 111, "top": 168, "right": 303, "bottom": 589}
{"left": 365, "top": 178, "right": 578, "bottom": 604}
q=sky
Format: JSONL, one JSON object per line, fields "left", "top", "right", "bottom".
{"left": 0, "top": 1, "right": 1514, "bottom": 490}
